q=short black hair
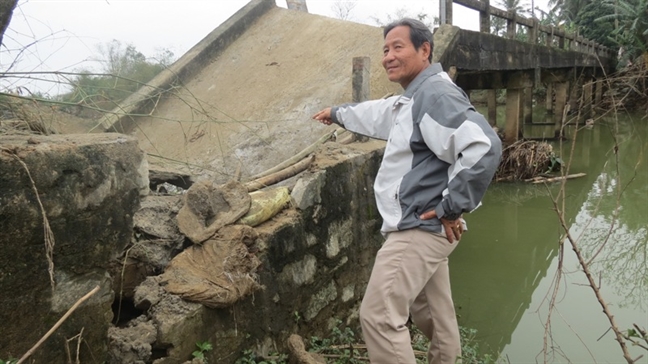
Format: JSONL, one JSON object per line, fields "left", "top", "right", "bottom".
{"left": 383, "top": 18, "right": 434, "bottom": 63}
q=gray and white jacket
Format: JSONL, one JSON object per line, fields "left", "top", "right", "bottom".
{"left": 331, "top": 63, "right": 502, "bottom": 235}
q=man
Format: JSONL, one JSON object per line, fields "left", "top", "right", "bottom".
{"left": 312, "top": 18, "right": 502, "bottom": 364}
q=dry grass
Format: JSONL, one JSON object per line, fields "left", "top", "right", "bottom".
{"left": 495, "top": 140, "right": 555, "bottom": 182}
{"left": 600, "top": 61, "right": 648, "bottom": 115}
{"left": 0, "top": 97, "right": 56, "bottom": 135}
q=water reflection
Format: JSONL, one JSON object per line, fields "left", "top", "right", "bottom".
{"left": 451, "top": 181, "right": 561, "bottom": 354}
{"left": 572, "top": 119, "right": 648, "bottom": 310}
{"left": 451, "top": 113, "right": 648, "bottom": 362}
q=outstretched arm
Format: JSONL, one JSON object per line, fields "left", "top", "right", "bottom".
{"left": 312, "top": 96, "right": 399, "bottom": 140}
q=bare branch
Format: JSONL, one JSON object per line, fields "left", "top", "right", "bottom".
{"left": 330, "top": 0, "right": 357, "bottom": 20}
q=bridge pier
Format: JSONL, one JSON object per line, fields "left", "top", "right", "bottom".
{"left": 487, "top": 90, "right": 497, "bottom": 127}
{"left": 554, "top": 82, "right": 569, "bottom": 137}
{"left": 505, "top": 88, "right": 523, "bottom": 145}
{"left": 594, "top": 78, "right": 603, "bottom": 109}
{"left": 524, "top": 87, "right": 533, "bottom": 124}
{"left": 545, "top": 83, "right": 554, "bottom": 114}
{"left": 583, "top": 79, "right": 593, "bottom": 120}
{"left": 569, "top": 72, "right": 580, "bottom": 116}
{"left": 507, "top": 72, "right": 533, "bottom": 142}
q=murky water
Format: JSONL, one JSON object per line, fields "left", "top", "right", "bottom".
{"left": 452, "top": 111, "right": 648, "bottom": 363}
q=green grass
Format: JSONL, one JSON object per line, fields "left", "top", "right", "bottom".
{"left": 233, "top": 320, "right": 501, "bottom": 364}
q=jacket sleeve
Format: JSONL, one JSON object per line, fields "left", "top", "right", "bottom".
{"left": 331, "top": 96, "right": 399, "bottom": 141}
{"left": 419, "top": 93, "right": 502, "bottom": 220}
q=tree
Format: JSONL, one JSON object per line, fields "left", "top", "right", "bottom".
{"left": 533, "top": 8, "right": 563, "bottom": 45}
{"left": 491, "top": 15, "right": 507, "bottom": 35}
{"left": 331, "top": 0, "right": 357, "bottom": 21}
{"left": 0, "top": 0, "right": 19, "bottom": 47}
{"left": 491, "top": 0, "right": 532, "bottom": 38}
{"left": 548, "top": 0, "right": 594, "bottom": 23}
{"left": 598, "top": 0, "right": 648, "bottom": 64}
{"left": 535, "top": 8, "right": 561, "bottom": 28}
{"left": 498, "top": 0, "right": 531, "bottom": 15}
{"left": 573, "top": 0, "right": 618, "bottom": 49}
{"left": 60, "top": 40, "right": 175, "bottom": 111}
{"left": 548, "top": 0, "right": 647, "bottom": 65}
{"left": 371, "top": 8, "right": 438, "bottom": 29}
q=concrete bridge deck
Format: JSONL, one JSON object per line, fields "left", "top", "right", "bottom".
{"left": 434, "top": 25, "right": 615, "bottom": 87}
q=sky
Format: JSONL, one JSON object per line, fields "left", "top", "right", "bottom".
{"left": 0, "top": 0, "right": 524, "bottom": 95}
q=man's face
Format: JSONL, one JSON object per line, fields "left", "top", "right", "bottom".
{"left": 382, "top": 26, "right": 431, "bottom": 89}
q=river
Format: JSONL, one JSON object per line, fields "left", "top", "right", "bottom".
{"left": 452, "top": 111, "right": 648, "bottom": 363}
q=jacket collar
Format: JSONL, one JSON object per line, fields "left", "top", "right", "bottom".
{"left": 403, "top": 63, "right": 443, "bottom": 98}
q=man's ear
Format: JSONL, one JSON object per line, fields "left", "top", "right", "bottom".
{"left": 421, "top": 42, "right": 431, "bottom": 61}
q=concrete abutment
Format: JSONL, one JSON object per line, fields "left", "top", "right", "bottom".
{"left": 0, "top": 133, "right": 148, "bottom": 363}
{"left": 0, "top": 132, "right": 388, "bottom": 364}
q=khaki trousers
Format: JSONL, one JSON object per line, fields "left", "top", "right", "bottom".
{"left": 359, "top": 228, "right": 461, "bottom": 364}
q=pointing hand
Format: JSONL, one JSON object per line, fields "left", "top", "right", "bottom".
{"left": 312, "top": 107, "right": 333, "bottom": 125}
